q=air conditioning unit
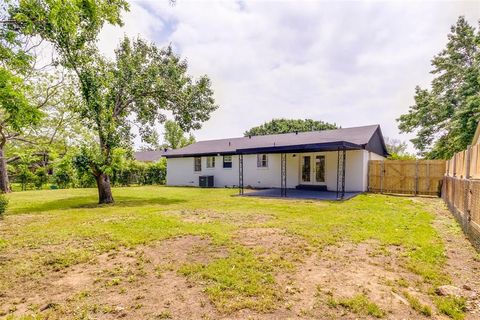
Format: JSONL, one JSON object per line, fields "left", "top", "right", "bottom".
{"left": 199, "top": 175, "right": 214, "bottom": 188}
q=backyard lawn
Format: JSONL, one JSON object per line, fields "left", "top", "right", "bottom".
{"left": 1, "top": 186, "right": 479, "bottom": 319}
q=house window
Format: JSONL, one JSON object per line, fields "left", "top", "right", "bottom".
{"left": 223, "top": 155, "right": 232, "bottom": 168}
{"left": 257, "top": 154, "right": 268, "bottom": 168}
{"left": 206, "top": 156, "right": 215, "bottom": 168}
{"left": 315, "top": 155, "right": 325, "bottom": 182}
{"left": 302, "top": 156, "right": 311, "bottom": 182}
{"left": 194, "top": 157, "right": 202, "bottom": 172}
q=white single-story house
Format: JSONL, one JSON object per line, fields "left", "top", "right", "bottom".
{"left": 163, "top": 125, "right": 388, "bottom": 197}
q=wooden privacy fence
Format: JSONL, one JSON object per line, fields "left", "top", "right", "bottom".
{"left": 368, "top": 160, "right": 446, "bottom": 196}
{"left": 443, "top": 144, "right": 480, "bottom": 250}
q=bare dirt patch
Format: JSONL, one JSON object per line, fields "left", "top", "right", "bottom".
{"left": 0, "top": 235, "right": 227, "bottom": 319}
{"left": 234, "top": 227, "right": 310, "bottom": 260}
{"left": 272, "top": 241, "right": 431, "bottom": 319}
{"left": 143, "top": 235, "right": 229, "bottom": 265}
{"left": 167, "top": 209, "right": 274, "bottom": 225}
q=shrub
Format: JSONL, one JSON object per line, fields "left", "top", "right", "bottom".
{"left": 17, "top": 164, "right": 37, "bottom": 191}
{"left": 53, "top": 155, "right": 77, "bottom": 188}
{"left": 0, "top": 194, "right": 8, "bottom": 214}
{"left": 34, "top": 167, "right": 49, "bottom": 190}
{"left": 144, "top": 158, "right": 167, "bottom": 185}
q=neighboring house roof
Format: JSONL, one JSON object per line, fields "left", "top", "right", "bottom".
{"left": 134, "top": 150, "right": 164, "bottom": 162}
{"left": 164, "top": 124, "right": 388, "bottom": 158}
{"left": 472, "top": 122, "right": 480, "bottom": 145}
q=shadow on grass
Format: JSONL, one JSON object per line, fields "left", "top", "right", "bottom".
{"left": 9, "top": 196, "right": 187, "bottom": 215}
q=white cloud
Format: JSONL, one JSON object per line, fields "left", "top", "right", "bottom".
{"left": 98, "top": 0, "right": 480, "bottom": 153}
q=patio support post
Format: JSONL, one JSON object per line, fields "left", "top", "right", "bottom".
{"left": 336, "top": 147, "right": 346, "bottom": 199}
{"left": 280, "top": 153, "right": 287, "bottom": 197}
{"left": 238, "top": 154, "right": 244, "bottom": 195}
{"left": 342, "top": 147, "right": 346, "bottom": 198}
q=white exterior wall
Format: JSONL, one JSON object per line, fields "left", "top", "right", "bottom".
{"left": 166, "top": 150, "right": 385, "bottom": 192}
{"left": 166, "top": 156, "right": 238, "bottom": 187}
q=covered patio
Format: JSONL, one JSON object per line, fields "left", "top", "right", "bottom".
{"left": 242, "top": 188, "right": 361, "bottom": 200}
{"left": 237, "top": 141, "right": 364, "bottom": 200}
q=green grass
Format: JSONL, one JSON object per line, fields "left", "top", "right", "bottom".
{"left": 180, "top": 246, "right": 281, "bottom": 312}
{"left": 0, "top": 186, "right": 452, "bottom": 316}
{"left": 434, "top": 296, "right": 467, "bottom": 320}
{"left": 403, "top": 291, "right": 432, "bottom": 316}
{"left": 328, "top": 293, "right": 386, "bottom": 318}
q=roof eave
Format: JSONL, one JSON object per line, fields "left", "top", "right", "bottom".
{"left": 236, "top": 141, "right": 363, "bottom": 155}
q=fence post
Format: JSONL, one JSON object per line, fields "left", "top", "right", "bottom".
{"left": 426, "top": 161, "right": 430, "bottom": 193}
{"left": 466, "top": 145, "right": 472, "bottom": 180}
{"left": 465, "top": 146, "right": 472, "bottom": 221}
{"left": 367, "top": 160, "right": 370, "bottom": 192}
{"left": 452, "top": 153, "right": 457, "bottom": 208}
{"left": 380, "top": 160, "right": 384, "bottom": 194}
{"left": 414, "top": 160, "right": 419, "bottom": 196}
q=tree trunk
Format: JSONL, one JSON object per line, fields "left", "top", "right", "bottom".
{"left": 96, "top": 172, "right": 114, "bottom": 204}
{"left": 0, "top": 147, "right": 11, "bottom": 193}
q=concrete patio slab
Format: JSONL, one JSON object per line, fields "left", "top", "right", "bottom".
{"left": 242, "top": 188, "right": 360, "bottom": 201}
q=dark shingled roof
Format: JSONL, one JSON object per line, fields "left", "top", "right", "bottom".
{"left": 164, "top": 124, "right": 388, "bottom": 158}
{"left": 134, "top": 150, "right": 163, "bottom": 162}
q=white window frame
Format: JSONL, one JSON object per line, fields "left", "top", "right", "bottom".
{"left": 257, "top": 154, "right": 268, "bottom": 168}
{"left": 194, "top": 157, "right": 202, "bottom": 172}
{"left": 206, "top": 156, "right": 215, "bottom": 168}
{"left": 223, "top": 155, "right": 233, "bottom": 169}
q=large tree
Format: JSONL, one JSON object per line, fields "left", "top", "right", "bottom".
{"left": 398, "top": 16, "right": 480, "bottom": 159}
{"left": 244, "top": 118, "right": 338, "bottom": 136}
{"left": 10, "top": 1, "right": 217, "bottom": 203}
{"left": 7, "top": 72, "right": 85, "bottom": 168}
{"left": 383, "top": 137, "right": 415, "bottom": 160}
{"left": 162, "top": 119, "right": 196, "bottom": 150}
{"left": 0, "top": 4, "right": 43, "bottom": 192}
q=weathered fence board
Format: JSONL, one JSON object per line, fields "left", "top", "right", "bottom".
{"left": 443, "top": 144, "right": 480, "bottom": 250}
{"left": 368, "top": 160, "right": 445, "bottom": 196}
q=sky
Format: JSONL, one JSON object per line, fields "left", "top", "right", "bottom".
{"left": 97, "top": 0, "right": 480, "bottom": 152}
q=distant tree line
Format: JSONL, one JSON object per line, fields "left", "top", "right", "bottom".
{"left": 10, "top": 150, "right": 167, "bottom": 191}
{"left": 244, "top": 119, "right": 338, "bottom": 136}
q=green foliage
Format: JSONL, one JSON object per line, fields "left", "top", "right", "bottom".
{"left": 111, "top": 158, "right": 166, "bottom": 186}
{"left": 398, "top": 16, "right": 480, "bottom": 159}
{"left": 180, "top": 246, "right": 280, "bottom": 312}
{"left": 434, "top": 296, "right": 467, "bottom": 320}
{"left": 53, "top": 153, "right": 76, "bottom": 188}
{"left": 162, "top": 120, "right": 196, "bottom": 150}
{"left": 331, "top": 294, "right": 385, "bottom": 318}
{"left": 244, "top": 118, "right": 338, "bottom": 136}
{"left": 0, "top": 68, "right": 42, "bottom": 132}
{"left": 0, "top": 193, "right": 8, "bottom": 214}
{"left": 0, "top": 2, "right": 33, "bottom": 74}
{"left": 10, "top": 1, "right": 217, "bottom": 202}
{"left": 403, "top": 291, "right": 432, "bottom": 316}
{"left": 384, "top": 137, "right": 408, "bottom": 155}
{"left": 12, "top": 0, "right": 129, "bottom": 65}
{"left": 34, "top": 167, "right": 48, "bottom": 190}
{"left": 16, "top": 164, "right": 36, "bottom": 191}
{"left": 142, "top": 158, "right": 167, "bottom": 185}
{"left": 388, "top": 153, "right": 417, "bottom": 160}
{"left": 384, "top": 137, "right": 417, "bottom": 160}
